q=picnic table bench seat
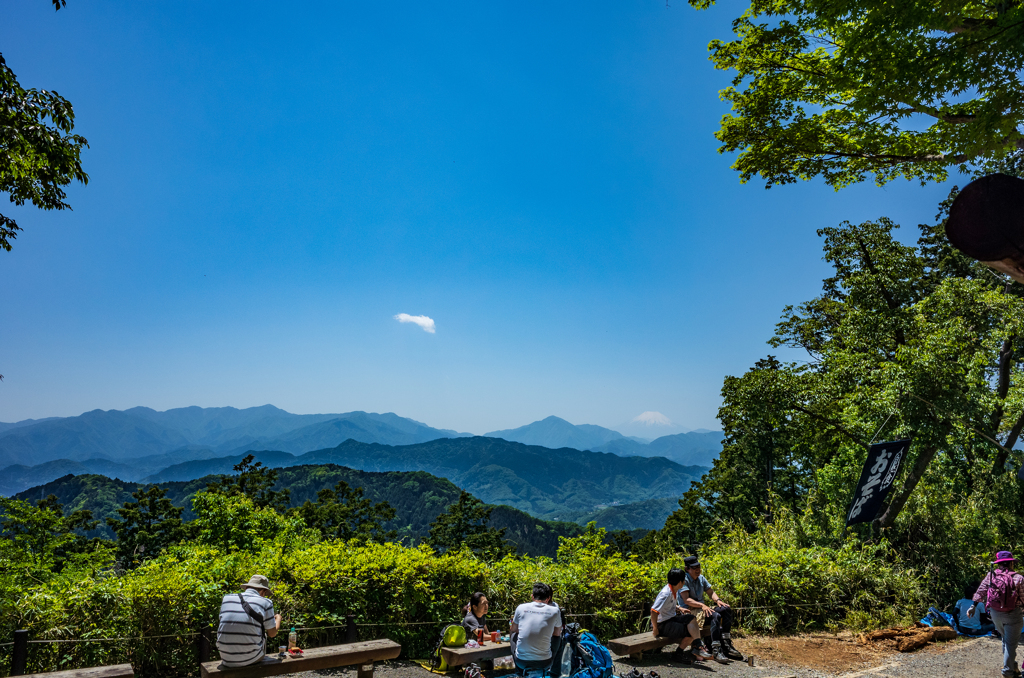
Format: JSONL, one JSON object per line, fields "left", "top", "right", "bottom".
{"left": 200, "top": 639, "right": 401, "bottom": 678}
{"left": 440, "top": 640, "right": 512, "bottom": 668}
{"left": 19, "top": 665, "right": 134, "bottom": 678}
{"left": 607, "top": 633, "right": 677, "bottom": 660}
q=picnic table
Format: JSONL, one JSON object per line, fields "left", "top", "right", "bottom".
{"left": 440, "top": 640, "right": 512, "bottom": 668}
{"left": 18, "top": 666, "right": 134, "bottom": 678}
{"left": 200, "top": 639, "right": 401, "bottom": 678}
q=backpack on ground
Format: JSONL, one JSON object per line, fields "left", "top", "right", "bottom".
{"left": 429, "top": 624, "right": 468, "bottom": 672}
{"left": 574, "top": 632, "right": 613, "bottom": 678}
{"left": 986, "top": 569, "right": 1021, "bottom": 613}
{"left": 558, "top": 624, "right": 613, "bottom": 678}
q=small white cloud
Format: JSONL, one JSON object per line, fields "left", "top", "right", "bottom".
{"left": 394, "top": 313, "right": 436, "bottom": 334}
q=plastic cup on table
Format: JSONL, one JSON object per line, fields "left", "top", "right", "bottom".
{"left": 491, "top": 631, "right": 499, "bottom": 643}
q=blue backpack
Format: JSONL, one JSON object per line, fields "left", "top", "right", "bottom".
{"left": 557, "top": 630, "right": 610, "bottom": 678}
{"left": 577, "top": 630, "right": 614, "bottom": 678}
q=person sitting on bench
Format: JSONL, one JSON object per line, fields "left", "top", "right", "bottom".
{"left": 677, "top": 555, "right": 743, "bottom": 662}
{"left": 510, "top": 583, "right": 563, "bottom": 674}
{"left": 651, "top": 568, "right": 701, "bottom": 664}
{"left": 216, "top": 574, "right": 283, "bottom": 667}
{"left": 462, "top": 592, "right": 491, "bottom": 641}
{"left": 954, "top": 580, "right": 995, "bottom": 636}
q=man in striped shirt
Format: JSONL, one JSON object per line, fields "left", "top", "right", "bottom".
{"left": 217, "top": 574, "right": 282, "bottom": 667}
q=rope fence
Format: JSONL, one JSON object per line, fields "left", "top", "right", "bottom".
{"left": 4, "top": 600, "right": 852, "bottom": 648}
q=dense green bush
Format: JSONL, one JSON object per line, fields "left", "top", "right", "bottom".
{"left": 698, "top": 519, "right": 925, "bottom": 633}
{"left": 0, "top": 519, "right": 929, "bottom": 678}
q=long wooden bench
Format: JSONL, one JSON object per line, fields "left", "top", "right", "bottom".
{"left": 19, "top": 666, "right": 134, "bottom": 678}
{"left": 200, "top": 639, "right": 401, "bottom": 678}
{"left": 440, "top": 640, "right": 512, "bottom": 668}
{"left": 607, "top": 633, "right": 677, "bottom": 660}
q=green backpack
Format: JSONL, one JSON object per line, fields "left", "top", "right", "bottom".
{"left": 431, "top": 624, "right": 467, "bottom": 671}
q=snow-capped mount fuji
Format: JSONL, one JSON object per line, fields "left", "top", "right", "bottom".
{"left": 611, "top": 411, "right": 688, "bottom": 441}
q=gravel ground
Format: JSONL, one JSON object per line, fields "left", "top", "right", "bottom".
{"left": 286, "top": 635, "right": 1007, "bottom": 678}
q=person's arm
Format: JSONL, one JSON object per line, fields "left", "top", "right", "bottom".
{"left": 510, "top": 622, "right": 519, "bottom": 634}
{"left": 650, "top": 610, "right": 660, "bottom": 637}
{"left": 680, "top": 588, "right": 712, "bottom": 614}
{"left": 266, "top": 609, "right": 282, "bottom": 638}
{"left": 969, "top": 573, "right": 992, "bottom": 616}
{"left": 707, "top": 586, "right": 728, "bottom": 608}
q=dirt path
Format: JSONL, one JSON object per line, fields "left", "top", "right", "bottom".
{"left": 292, "top": 634, "right": 1005, "bottom": 678}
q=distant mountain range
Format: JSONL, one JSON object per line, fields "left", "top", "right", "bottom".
{"left": 0, "top": 406, "right": 720, "bottom": 501}
{"left": 483, "top": 415, "right": 722, "bottom": 467}
{"left": 133, "top": 437, "right": 707, "bottom": 519}
{"left": 485, "top": 416, "right": 637, "bottom": 451}
{"left": 0, "top": 405, "right": 470, "bottom": 470}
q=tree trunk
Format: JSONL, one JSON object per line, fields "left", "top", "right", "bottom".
{"left": 874, "top": 445, "right": 938, "bottom": 529}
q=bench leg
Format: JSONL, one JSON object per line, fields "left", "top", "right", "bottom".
{"left": 357, "top": 662, "right": 374, "bottom": 678}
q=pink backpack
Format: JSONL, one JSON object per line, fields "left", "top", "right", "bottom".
{"left": 987, "top": 569, "right": 1021, "bottom": 613}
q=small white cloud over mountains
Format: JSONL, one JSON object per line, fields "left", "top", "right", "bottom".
{"left": 394, "top": 313, "right": 436, "bottom": 333}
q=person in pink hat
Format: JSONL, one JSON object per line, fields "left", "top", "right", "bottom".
{"left": 970, "top": 551, "right": 1024, "bottom": 678}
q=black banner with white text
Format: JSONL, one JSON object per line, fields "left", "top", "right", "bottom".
{"left": 846, "top": 439, "right": 910, "bottom": 526}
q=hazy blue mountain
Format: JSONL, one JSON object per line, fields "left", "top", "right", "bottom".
{"left": 590, "top": 431, "right": 723, "bottom": 467}
{"left": 0, "top": 406, "right": 468, "bottom": 472}
{"left": 143, "top": 451, "right": 300, "bottom": 482}
{"left": 294, "top": 437, "right": 704, "bottom": 518}
{"left": 0, "top": 417, "right": 63, "bottom": 435}
{"left": 554, "top": 496, "right": 682, "bottom": 531}
{"left": 0, "top": 410, "right": 192, "bottom": 469}
{"left": 0, "top": 447, "right": 223, "bottom": 496}
{"left": 223, "top": 412, "right": 469, "bottom": 455}
{"left": 484, "top": 416, "right": 624, "bottom": 451}
{"left": 124, "top": 405, "right": 344, "bottom": 448}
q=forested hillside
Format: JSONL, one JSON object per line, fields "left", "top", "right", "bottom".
{"left": 144, "top": 437, "right": 704, "bottom": 518}
{"left": 14, "top": 465, "right": 584, "bottom": 557}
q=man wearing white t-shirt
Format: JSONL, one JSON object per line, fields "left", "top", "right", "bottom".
{"left": 510, "top": 582, "right": 563, "bottom": 673}
{"left": 651, "top": 568, "right": 700, "bottom": 664}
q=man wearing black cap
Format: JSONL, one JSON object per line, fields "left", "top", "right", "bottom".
{"left": 677, "top": 556, "right": 743, "bottom": 662}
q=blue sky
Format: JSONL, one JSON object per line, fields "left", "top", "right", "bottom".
{"left": 1, "top": 1, "right": 957, "bottom": 433}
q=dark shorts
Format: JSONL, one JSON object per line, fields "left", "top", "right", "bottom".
{"left": 658, "top": 614, "right": 695, "bottom": 639}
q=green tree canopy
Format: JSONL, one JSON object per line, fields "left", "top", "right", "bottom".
{"left": 657, "top": 201, "right": 1024, "bottom": 590}
{"left": 426, "top": 491, "right": 513, "bottom": 560}
{"left": 0, "top": 494, "right": 103, "bottom": 574}
{"left": 106, "top": 485, "right": 187, "bottom": 567}
{"left": 206, "top": 454, "right": 291, "bottom": 512}
{"left": 1, "top": 0, "right": 88, "bottom": 252}
{"left": 693, "top": 0, "right": 1024, "bottom": 188}
{"left": 294, "top": 479, "right": 397, "bottom": 543}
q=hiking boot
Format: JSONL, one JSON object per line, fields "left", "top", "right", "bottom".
{"left": 711, "top": 643, "right": 731, "bottom": 664}
{"left": 722, "top": 640, "right": 745, "bottom": 661}
{"left": 693, "top": 646, "right": 712, "bottom": 660}
{"left": 670, "top": 648, "right": 694, "bottom": 665}
{"left": 623, "top": 669, "right": 643, "bottom": 678}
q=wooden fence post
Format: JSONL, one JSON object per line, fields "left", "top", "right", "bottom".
{"left": 345, "top": 615, "right": 357, "bottom": 644}
{"left": 196, "top": 624, "right": 212, "bottom": 665}
{"left": 11, "top": 629, "right": 28, "bottom": 676}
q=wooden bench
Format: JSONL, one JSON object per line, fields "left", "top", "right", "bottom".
{"left": 200, "top": 639, "right": 401, "bottom": 678}
{"left": 440, "top": 640, "right": 512, "bottom": 668}
{"left": 19, "top": 666, "right": 134, "bottom": 678}
{"left": 607, "top": 633, "right": 677, "bottom": 660}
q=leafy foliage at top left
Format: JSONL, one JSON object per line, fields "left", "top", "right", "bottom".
{"left": 0, "top": 41, "right": 88, "bottom": 252}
